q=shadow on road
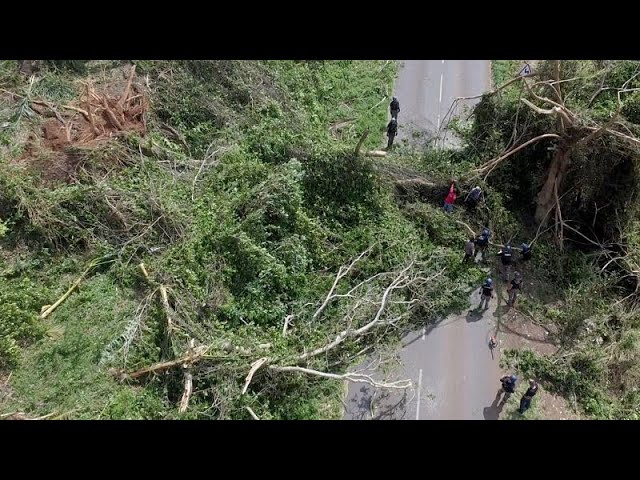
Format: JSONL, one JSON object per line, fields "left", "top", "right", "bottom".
{"left": 483, "top": 389, "right": 507, "bottom": 420}
{"left": 344, "top": 384, "right": 409, "bottom": 420}
{"left": 371, "top": 389, "right": 409, "bottom": 420}
{"left": 345, "top": 385, "right": 373, "bottom": 420}
{"left": 466, "top": 309, "right": 484, "bottom": 323}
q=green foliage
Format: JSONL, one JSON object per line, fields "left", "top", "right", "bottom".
{"left": 6, "top": 274, "right": 148, "bottom": 417}
{"left": 0, "top": 276, "right": 48, "bottom": 369}
{"left": 492, "top": 60, "right": 520, "bottom": 86}
{"left": 303, "top": 151, "right": 382, "bottom": 226}
{"left": 1, "top": 59, "right": 489, "bottom": 420}
{"left": 504, "top": 349, "right": 614, "bottom": 418}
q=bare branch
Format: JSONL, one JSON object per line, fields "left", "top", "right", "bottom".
{"left": 242, "top": 357, "right": 269, "bottom": 395}
{"left": 118, "top": 345, "right": 210, "bottom": 380}
{"left": 179, "top": 338, "right": 196, "bottom": 413}
{"left": 191, "top": 145, "right": 226, "bottom": 202}
{"left": 282, "top": 314, "right": 294, "bottom": 336}
{"left": 298, "top": 265, "right": 445, "bottom": 363}
{"left": 312, "top": 248, "right": 370, "bottom": 321}
{"left": 245, "top": 406, "right": 260, "bottom": 420}
{"left": 269, "top": 365, "right": 412, "bottom": 390}
{"left": 354, "top": 128, "right": 370, "bottom": 156}
{"left": 471, "top": 133, "right": 561, "bottom": 180}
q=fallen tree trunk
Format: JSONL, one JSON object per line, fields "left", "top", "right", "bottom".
{"left": 366, "top": 150, "right": 387, "bottom": 157}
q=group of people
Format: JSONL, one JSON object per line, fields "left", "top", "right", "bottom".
{"left": 474, "top": 233, "right": 532, "bottom": 310}
{"left": 451, "top": 182, "right": 539, "bottom": 415}
{"left": 498, "top": 375, "right": 539, "bottom": 414}
{"left": 386, "top": 97, "right": 400, "bottom": 149}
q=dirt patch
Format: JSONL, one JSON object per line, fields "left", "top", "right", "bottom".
{"left": 493, "top": 288, "right": 582, "bottom": 419}
{"left": 15, "top": 64, "right": 146, "bottom": 185}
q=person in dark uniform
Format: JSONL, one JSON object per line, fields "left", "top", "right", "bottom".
{"left": 520, "top": 243, "right": 532, "bottom": 262}
{"left": 386, "top": 118, "right": 398, "bottom": 149}
{"left": 390, "top": 96, "right": 400, "bottom": 119}
{"left": 479, "top": 278, "right": 494, "bottom": 310}
{"left": 518, "top": 379, "right": 539, "bottom": 414}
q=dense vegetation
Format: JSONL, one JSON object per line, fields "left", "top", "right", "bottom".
{"left": 0, "top": 60, "right": 482, "bottom": 419}
{"left": 3, "top": 59, "right": 640, "bottom": 420}
{"left": 461, "top": 60, "right": 640, "bottom": 419}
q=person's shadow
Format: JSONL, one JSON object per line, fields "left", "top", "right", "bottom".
{"left": 466, "top": 308, "right": 484, "bottom": 323}
{"left": 483, "top": 389, "right": 507, "bottom": 420}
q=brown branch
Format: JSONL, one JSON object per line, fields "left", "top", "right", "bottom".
{"left": 118, "top": 64, "right": 136, "bottom": 112}
{"left": 354, "top": 128, "right": 370, "bottom": 156}
{"left": 61, "top": 104, "right": 90, "bottom": 122}
{"left": 102, "top": 97, "right": 123, "bottom": 130}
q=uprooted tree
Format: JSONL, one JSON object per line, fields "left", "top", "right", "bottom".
{"left": 454, "top": 60, "right": 640, "bottom": 298}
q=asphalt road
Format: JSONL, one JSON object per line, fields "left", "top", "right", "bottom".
{"left": 393, "top": 60, "right": 491, "bottom": 149}
{"left": 343, "top": 60, "right": 501, "bottom": 420}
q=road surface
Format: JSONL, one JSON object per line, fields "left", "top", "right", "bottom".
{"left": 393, "top": 60, "right": 491, "bottom": 149}
{"left": 343, "top": 60, "right": 500, "bottom": 420}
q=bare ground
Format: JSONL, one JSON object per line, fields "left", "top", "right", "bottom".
{"left": 493, "top": 282, "right": 582, "bottom": 420}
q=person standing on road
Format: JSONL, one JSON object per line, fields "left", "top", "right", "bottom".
{"left": 518, "top": 379, "right": 539, "bottom": 414}
{"left": 479, "top": 278, "right": 494, "bottom": 310}
{"left": 386, "top": 118, "right": 398, "bottom": 149}
{"left": 497, "top": 374, "right": 518, "bottom": 404}
{"left": 520, "top": 242, "right": 532, "bottom": 263}
{"left": 463, "top": 236, "right": 475, "bottom": 264}
{"left": 390, "top": 96, "right": 400, "bottom": 119}
{"left": 507, "top": 271, "right": 523, "bottom": 307}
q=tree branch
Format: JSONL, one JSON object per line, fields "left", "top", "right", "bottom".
{"left": 471, "top": 133, "right": 561, "bottom": 180}
{"left": 312, "top": 248, "right": 370, "bottom": 321}
{"left": 241, "top": 357, "right": 268, "bottom": 395}
{"left": 269, "top": 365, "right": 412, "bottom": 390}
{"left": 245, "top": 406, "right": 260, "bottom": 420}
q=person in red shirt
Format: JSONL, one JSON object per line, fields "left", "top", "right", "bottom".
{"left": 443, "top": 182, "right": 457, "bottom": 213}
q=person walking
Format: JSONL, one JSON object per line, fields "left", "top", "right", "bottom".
{"left": 479, "top": 278, "right": 494, "bottom": 310}
{"left": 390, "top": 96, "right": 400, "bottom": 119}
{"left": 497, "top": 374, "right": 518, "bottom": 404}
{"left": 507, "top": 271, "right": 523, "bottom": 307}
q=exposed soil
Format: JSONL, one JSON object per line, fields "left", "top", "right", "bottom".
{"left": 12, "top": 64, "right": 147, "bottom": 185}
{"left": 493, "top": 282, "right": 582, "bottom": 420}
